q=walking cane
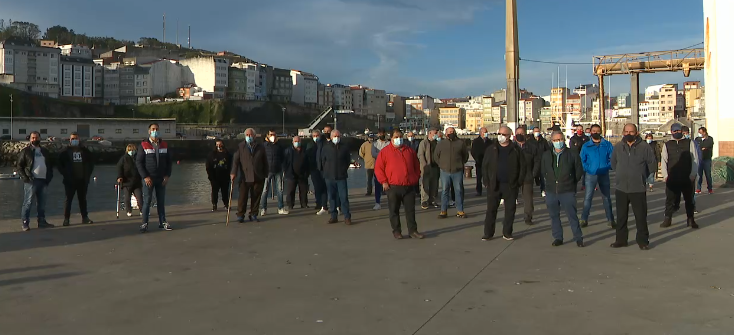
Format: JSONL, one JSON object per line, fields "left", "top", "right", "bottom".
{"left": 116, "top": 183, "right": 121, "bottom": 219}
{"left": 226, "top": 181, "right": 234, "bottom": 226}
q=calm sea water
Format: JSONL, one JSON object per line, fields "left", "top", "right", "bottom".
{"left": 0, "top": 155, "right": 370, "bottom": 221}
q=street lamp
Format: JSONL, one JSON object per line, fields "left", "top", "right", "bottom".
{"left": 282, "top": 107, "right": 286, "bottom": 135}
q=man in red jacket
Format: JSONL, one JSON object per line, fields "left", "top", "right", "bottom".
{"left": 375, "top": 129, "right": 425, "bottom": 240}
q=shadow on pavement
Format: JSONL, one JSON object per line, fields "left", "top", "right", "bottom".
{"left": 0, "top": 272, "right": 84, "bottom": 287}
{"left": 0, "top": 264, "right": 64, "bottom": 276}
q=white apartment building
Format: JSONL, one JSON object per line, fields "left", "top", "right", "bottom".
{"left": 0, "top": 39, "right": 60, "bottom": 98}
{"left": 351, "top": 87, "right": 364, "bottom": 115}
{"left": 329, "top": 84, "right": 352, "bottom": 110}
{"left": 102, "top": 66, "right": 120, "bottom": 105}
{"left": 59, "top": 56, "right": 95, "bottom": 100}
{"left": 405, "top": 95, "right": 435, "bottom": 112}
{"left": 645, "top": 84, "right": 666, "bottom": 100}
{"left": 519, "top": 97, "right": 544, "bottom": 124}
{"left": 290, "top": 70, "right": 318, "bottom": 105}
{"left": 134, "top": 66, "right": 151, "bottom": 104}
{"left": 179, "top": 56, "right": 230, "bottom": 99}
{"left": 60, "top": 45, "right": 92, "bottom": 59}
{"left": 141, "top": 59, "right": 187, "bottom": 97}
{"left": 658, "top": 84, "right": 678, "bottom": 121}
{"left": 481, "top": 96, "right": 495, "bottom": 126}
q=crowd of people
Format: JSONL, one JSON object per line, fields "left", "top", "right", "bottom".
{"left": 15, "top": 121, "right": 716, "bottom": 249}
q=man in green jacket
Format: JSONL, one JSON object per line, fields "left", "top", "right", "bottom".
{"left": 433, "top": 127, "right": 469, "bottom": 218}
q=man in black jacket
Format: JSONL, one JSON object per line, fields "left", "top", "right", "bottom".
{"left": 283, "top": 136, "right": 310, "bottom": 209}
{"left": 261, "top": 129, "right": 286, "bottom": 215}
{"left": 482, "top": 126, "right": 525, "bottom": 241}
{"left": 136, "top": 123, "right": 173, "bottom": 232}
{"left": 307, "top": 129, "right": 329, "bottom": 215}
{"left": 58, "top": 132, "right": 95, "bottom": 226}
{"left": 569, "top": 124, "right": 589, "bottom": 190}
{"left": 542, "top": 131, "right": 584, "bottom": 247}
{"left": 471, "top": 127, "right": 491, "bottom": 196}
{"left": 695, "top": 126, "right": 714, "bottom": 194}
{"left": 529, "top": 127, "right": 549, "bottom": 196}
{"left": 231, "top": 128, "right": 269, "bottom": 223}
{"left": 206, "top": 139, "right": 233, "bottom": 212}
{"left": 515, "top": 127, "right": 540, "bottom": 225}
{"left": 17, "top": 131, "right": 55, "bottom": 231}
{"left": 320, "top": 129, "right": 352, "bottom": 225}
{"left": 660, "top": 123, "right": 698, "bottom": 229}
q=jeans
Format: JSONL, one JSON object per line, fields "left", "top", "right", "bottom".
{"left": 545, "top": 192, "right": 583, "bottom": 242}
{"left": 647, "top": 173, "right": 655, "bottom": 186}
{"left": 261, "top": 172, "right": 284, "bottom": 210}
{"left": 615, "top": 191, "right": 649, "bottom": 245}
{"left": 697, "top": 159, "right": 713, "bottom": 191}
{"left": 374, "top": 177, "right": 383, "bottom": 204}
{"left": 387, "top": 185, "right": 417, "bottom": 233}
{"left": 142, "top": 178, "right": 167, "bottom": 224}
{"left": 440, "top": 171, "right": 464, "bottom": 212}
{"left": 582, "top": 173, "right": 615, "bottom": 222}
{"left": 326, "top": 179, "right": 351, "bottom": 219}
{"left": 21, "top": 179, "right": 49, "bottom": 223}
{"left": 365, "top": 169, "right": 374, "bottom": 194}
{"left": 310, "top": 170, "right": 327, "bottom": 209}
{"left": 63, "top": 179, "right": 89, "bottom": 219}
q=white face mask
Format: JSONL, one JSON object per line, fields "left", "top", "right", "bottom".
{"left": 534, "top": 132, "right": 541, "bottom": 137}
{"left": 268, "top": 136, "right": 275, "bottom": 142}
{"left": 497, "top": 135, "right": 507, "bottom": 144}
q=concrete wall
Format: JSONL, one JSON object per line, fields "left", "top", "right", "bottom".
{"left": 0, "top": 118, "right": 176, "bottom": 141}
{"left": 704, "top": 0, "right": 733, "bottom": 157}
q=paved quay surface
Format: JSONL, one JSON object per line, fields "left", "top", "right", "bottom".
{"left": 1, "top": 179, "right": 734, "bottom": 335}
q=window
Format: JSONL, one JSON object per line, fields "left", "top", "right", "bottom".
{"left": 40, "top": 129, "right": 47, "bottom": 134}
{"left": 115, "top": 129, "right": 122, "bottom": 134}
{"left": 61, "top": 129, "right": 68, "bottom": 134}
{"left": 133, "top": 129, "right": 139, "bottom": 134}
{"left": 165, "top": 129, "right": 171, "bottom": 133}
{"left": 19, "top": 129, "right": 27, "bottom": 135}
{"left": 98, "top": 129, "right": 105, "bottom": 134}
{"left": 2, "top": 129, "right": 8, "bottom": 134}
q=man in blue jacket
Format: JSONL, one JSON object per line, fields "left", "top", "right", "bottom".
{"left": 136, "top": 123, "right": 173, "bottom": 233}
{"left": 579, "top": 124, "right": 615, "bottom": 228}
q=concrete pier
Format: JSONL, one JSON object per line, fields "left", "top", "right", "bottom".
{"left": 1, "top": 179, "right": 734, "bottom": 334}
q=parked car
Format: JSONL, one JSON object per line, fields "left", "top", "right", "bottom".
{"left": 91, "top": 136, "right": 104, "bottom": 141}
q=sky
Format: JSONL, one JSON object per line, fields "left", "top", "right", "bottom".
{"left": 2, "top": 0, "right": 705, "bottom": 98}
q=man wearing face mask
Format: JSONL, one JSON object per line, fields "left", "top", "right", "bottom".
{"left": 514, "top": 126, "right": 540, "bottom": 225}
{"left": 481, "top": 126, "right": 525, "bottom": 240}
{"left": 322, "top": 125, "right": 333, "bottom": 140}
{"left": 644, "top": 134, "right": 661, "bottom": 192}
{"left": 611, "top": 124, "right": 657, "bottom": 250}
{"left": 231, "top": 128, "right": 268, "bottom": 223}
{"left": 471, "top": 127, "right": 491, "bottom": 196}
{"left": 17, "top": 131, "right": 55, "bottom": 231}
{"left": 434, "top": 127, "right": 470, "bottom": 218}
{"left": 358, "top": 135, "right": 376, "bottom": 196}
{"left": 541, "top": 131, "right": 584, "bottom": 247}
{"left": 370, "top": 128, "right": 390, "bottom": 210}
{"left": 320, "top": 129, "right": 352, "bottom": 225}
{"left": 375, "top": 129, "right": 423, "bottom": 239}
{"left": 406, "top": 131, "right": 421, "bottom": 195}
{"left": 585, "top": 128, "right": 591, "bottom": 137}
{"left": 682, "top": 126, "right": 703, "bottom": 214}
{"left": 137, "top": 123, "right": 173, "bottom": 232}
{"left": 660, "top": 123, "right": 699, "bottom": 229}
{"left": 570, "top": 124, "right": 590, "bottom": 190}
{"left": 418, "top": 128, "right": 440, "bottom": 209}
{"left": 206, "top": 139, "right": 232, "bottom": 212}
{"left": 529, "top": 127, "right": 549, "bottom": 197}
{"left": 283, "top": 136, "right": 310, "bottom": 210}
{"left": 695, "top": 126, "right": 714, "bottom": 194}
{"left": 579, "top": 124, "right": 615, "bottom": 228}
{"left": 261, "top": 130, "right": 286, "bottom": 216}
{"left": 58, "top": 132, "right": 94, "bottom": 226}
{"left": 307, "top": 130, "right": 329, "bottom": 215}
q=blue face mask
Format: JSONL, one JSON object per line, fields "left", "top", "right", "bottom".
{"left": 585, "top": 133, "right": 591, "bottom": 137}
{"left": 70, "top": 139, "right": 79, "bottom": 146}
{"left": 293, "top": 142, "right": 301, "bottom": 148}
{"left": 437, "top": 137, "right": 442, "bottom": 142}
{"left": 393, "top": 138, "right": 403, "bottom": 147}
{"left": 553, "top": 141, "right": 564, "bottom": 150}
{"left": 332, "top": 137, "right": 340, "bottom": 144}
{"left": 245, "top": 136, "right": 253, "bottom": 144}
{"left": 313, "top": 136, "right": 320, "bottom": 142}
{"left": 684, "top": 134, "right": 691, "bottom": 139}
{"left": 150, "top": 130, "right": 159, "bottom": 138}
{"left": 128, "top": 150, "right": 136, "bottom": 156}
{"left": 482, "top": 132, "right": 488, "bottom": 138}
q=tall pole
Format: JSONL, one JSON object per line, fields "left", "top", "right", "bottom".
{"left": 505, "top": 0, "right": 519, "bottom": 130}
{"left": 598, "top": 75, "right": 606, "bottom": 136}
{"left": 163, "top": 13, "right": 166, "bottom": 43}
{"left": 282, "top": 107, "right": 286, "bottom": 134}
{"left": 9, "top": 94, "right": 13, "bottom": 140}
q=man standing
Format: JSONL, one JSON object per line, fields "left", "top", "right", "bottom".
{"left": 283, "top": 136, "right": 309, "bottom": 210}
{"left": 569, "top": 124, "right": 590, "bottom": 190}
{"left": 371, "top": 128, "right": 390, "bottom": 210}
{"left": 323, "top": 125, "right": 333, "bottom": 141}
{"left": 406, "top": 130, "right": 420, "bottom": 153}
{"left": 471, "top": 127, "right": 491, "bottom": 196}
{"left": 320, "top": 129, "right": 352, "bottom": 225}
{"left": 231, "top": 128, "right": 268, "bottom": 223}
{"left": 695, "top": 127, "right": 714, "bottom": 194}
{"left": 375, "top": 129, "right": 424, "bottom": 239}
{"left": 683, "top": 126, "right": 703, "bottom": 214}
{"left": 136, "top": 123, "right": 173, "bottom": 232}
{"left": 481, "top": 126, "right": 525, "bottom": 240}
{"left": 514, "top": 126, "right": 539, "bottom": 225}
{"left": 529, "top": 127, "right": 549, "bottom": 197}
{"left": 611, "top": 124, "right": 657, "bottom": 250}
{"left": 434, "top": 127, "right": 469, "bottom": 218}
{"left": 542, "top": 131, "right": 584, "bottom": 247}
{"left": 206, "top": 139, "right": 232, "bottom": 211}
{"left": 644, "top": 133, "right": 662, "bottom": 192}
{"left": 418, "top": 128, "right": 440, "bottom": 209}
{"left": 261, "top": 129, "right": 286, "bottom": 215}
{"left": 358, "top": 135, "right": 376, "bottom": 196}
{"left": 660, "top": 124, "right": 698, "bottom": 229}
{"left": 17, "top": 131, "right": 55, "bottom": 231}
{"left": 58, "top": 132, "right": 94, "bottom": 226}
{"left": 579, "top": 124, "right": 615, "bottom": 228}
{"left": 308, "top": 130, "right": 328, "bottom": 215}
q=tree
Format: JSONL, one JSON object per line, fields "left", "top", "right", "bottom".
{"left": 43, "top": 25, "right": 75, "bottom": 44}
{"left": 8, "top": 21, "right": 41, "bottom": 40}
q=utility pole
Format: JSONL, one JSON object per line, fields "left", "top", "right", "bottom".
{"left": 505, "top": 0, "right": 520, "bottom": 130}
{"left": 9, "top": 94, "right": 13, "bottom": 140}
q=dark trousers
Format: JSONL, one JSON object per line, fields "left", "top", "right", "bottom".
{"left": 535, "top": 175, "right": 546, "bottom": 192}
{"left": 697, "top": 159, "right": 713, "bottom": 191}
{"left": 237, "top": 180, "right": 265, "bottom": 217}
{"left": 366, "top": 169, "right": 374, "bottom": 194}
{"left": 615, "top": 190, "right": 649, "bottom": 245}
{"left": 63, "top": 179, "right": 89, "bottom": 219}
{"left": 210, "top": 178, "right": 230, "bottom": 207}
{"left": 124, "top": 186, "right": 143, "bottom": 214}
{"left": 521, "top": 182, "right": 534, "bottom": 221}
{"left": 387, "top": 185, "right": 418, "bottom": 234}
{"left": 665, "top": 179, "right": 694, "bottom": 218}
{"left": 475, "top": 160, "right": 483, "bottom": 195}
{"left": 286, "top": 175, "right": 309, "bottom": 209}
{"left": 484, "top": 183, "right": 518, "bottom": 237}
{"left": 422, "top": 166, "right": 440, "bottom": 203}
{"left": 310, "top": 170, "right": 327, "bottom": 209}
{"left": 545, "top": 192, "right": 583, "bottom": 242}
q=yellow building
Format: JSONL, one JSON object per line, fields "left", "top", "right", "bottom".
{"left": 438, "top": 107, "right": 465, "bottom": 129}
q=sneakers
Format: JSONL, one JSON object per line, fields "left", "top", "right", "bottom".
{"left": 316, "top": 208, "right": 328, "bottom": 215}
{"left": 500, "top": 199, "right": 504, "bottom": 205}
{"left": 421, "top": 201, "right": 429, "bottom": 210}
{"left": 63, "top": 219, "right": 70, "bottom": 227}
{"left": 260, "top": 209, "right": 267, "bottom": 217}
{"left": 127, "top": 212, "right": 133, "bottom": 217}
{"left": 579, "top": 220, "right": 588, "bottom": 228}
{"left": 37, "top": 221, "right": 55, "bottom": 229}
{"left": 82, "top": 217, "right": 93, "bottom": 225}
{"left": 430, "top": 202, "right": 439, "bottom": 208}
{"left": 159, "top": 222, "right": 173, "bottom": 231}
{"left": 438, "top": 211, "right": 448, "bottom": 219}
{"left": 278, "top": 208, "right": 289, "bottom": 215}
{"left": 695, "top": 189, "right": 702, "bottom": 195}
{"left": 456, "top": 211, "right": 467, "bottom": 219}
{"left": 709, "top": 190, "right": 714, "bottom": 195}
{"left": 21, "top": 221, "right": 30, "bottom": 232}
{"left": 212, "top": 205, "right": 217, "bottom": 212}
{"left": 373, "top": 203, "right": 381, "bottom": 210}
{"left": 694, "top": 208, "right": 700, "bottom": 214}
{"left": 139, "top": 223, "right": 149, "bottom": 233}
{"left": 337, "top": 207, "right": 342, "bottom": 214}
{"left": 502, "top": 235, "right": 514, "bottom": 241}
{"left": 649, "top": 185, "right": 654, "bottom": 192}
{"left": 449, "top": 201, "right": 456, "bottom": 208}
{"left": 481, "top": 235, "right": 493, "bottom": 241}
{"left": 541, "top": 191, "right": 546, "bottom": 197}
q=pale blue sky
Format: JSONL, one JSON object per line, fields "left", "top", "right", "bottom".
{"left": 2, "top": 0, "right": 705, "bottom": 97}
